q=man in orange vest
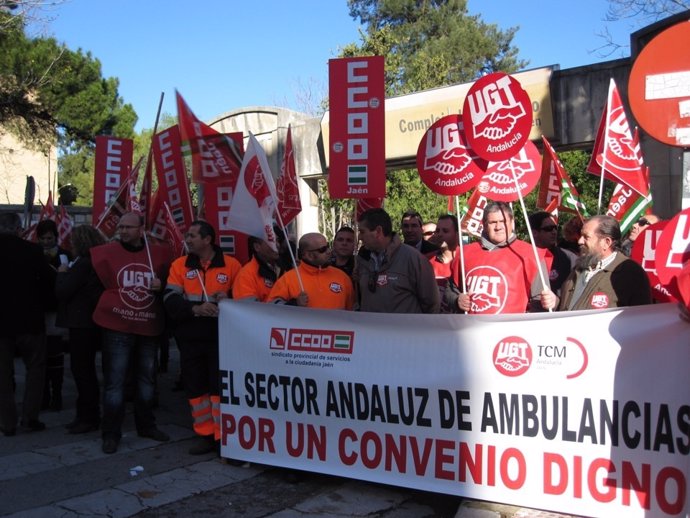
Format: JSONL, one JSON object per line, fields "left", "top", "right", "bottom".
{"left": 164, "top": 220, "right": 241, "bottom": 455}
{"left": 268, "top": 232, "right": 354, "bottom": 310}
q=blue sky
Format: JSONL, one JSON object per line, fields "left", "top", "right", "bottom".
{"left": 32, "top": 0, "right": 641, "bottom": 132}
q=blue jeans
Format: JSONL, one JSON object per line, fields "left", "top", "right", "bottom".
{"left": 101, "top": 330, "right": 158, "bottom": 439}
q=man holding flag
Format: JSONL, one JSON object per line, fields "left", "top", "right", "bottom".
{"left": 91, "top": 212, "right": 172, "bottom": 454}
{"left": 163, "top": 220, "right": 241, "bottom": 456}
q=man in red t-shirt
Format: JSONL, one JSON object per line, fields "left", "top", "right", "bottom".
{"left": 445, "top": 202, "right": 555, "bottom": 314}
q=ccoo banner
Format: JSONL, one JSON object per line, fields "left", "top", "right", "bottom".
{"left": 328, "top": 56, "right": 386, "bottom": 199}
{"left": 219, "top": 301, "right": 690, "bottom": 518}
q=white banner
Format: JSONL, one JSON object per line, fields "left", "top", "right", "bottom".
{"left": 219, "top": 302, "right": 690, "bottom": 518}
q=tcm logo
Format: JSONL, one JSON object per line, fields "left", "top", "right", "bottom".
{"left": 493, "top": 336, "right": 532, "bottom": 377}
{"left": 270, "top": 328, "right": 354, "bottom": 354}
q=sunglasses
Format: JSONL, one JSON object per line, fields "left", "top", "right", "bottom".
{"left": 539, "top": 225, "right": 558, "bottom": 232}
{"left": 423, "top": 231, "right": 435, "bottom": 236}
{"left": 636, "top": 218, "right": 649, "bottom": 226}
{"left": 307, "top": 245, "right": 330, "bottom": 253}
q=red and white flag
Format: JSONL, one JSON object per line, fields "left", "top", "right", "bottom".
{"left": 226, "top": 133, "right": 279, "bottom": 251}
{"left": 151, "top": 125, "right": 196, "bottom": 234}
{"left": 539, "top": 137, "right": 589, "bottom": 218}
{"left": 95, "top": 158, "right": 143, "bottom": 238}
{"left": 176, "top": 91, "right": 243, "bottom": 186}
{"left": 459, "top": 190, "right": 489, "bottom": 238}
{"left": 56, "top": 204, "right": 74, "bottom": 247}
{"left": 586, "top": 79, "right": 648, "bottom": 197}
{"left": 162, "top": 202, "right": 186, "bottom": 257}
{"left": 276, "top": 125, "right": 301, "bottom": 226}
{"left": 93, "top": 136, "right": 134, "bottom": 220}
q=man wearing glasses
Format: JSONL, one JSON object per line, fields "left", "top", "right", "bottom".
{"left": 268, "top": 233, "right": 353, "bottom": 310}
{"left": 528, "top": 211, "right": 577, "bottom": 296}
{"left": 621, "top": 214, "right": 660, "bottom": 256}
{"left": 91, "top": 212, "right": 173, "bottom": 454}
{"left": 354, "top": 208, "right": 440, "bottom": 313}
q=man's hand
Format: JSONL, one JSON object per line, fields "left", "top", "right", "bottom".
{"left": 192, "top": 302, "right": 219, "bottom": 317}
{"left": 296, "top": 292, "right": 309, "bottom": 307}
{"left": 457, "top": 292, "right": 472, "bottom": 312}
{"left": 540, "top": 289, "right": 559, "bottom": 311}
{"left": 150, "top": 278, "right": 162, "bottom": 292}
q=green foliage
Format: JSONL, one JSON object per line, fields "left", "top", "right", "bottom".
{"left": 344, "top": 0, "right": 528, "bottom": 95}
{"left": 319, "top": 0, "right": 530, "bottom": 233}
{"left": 384, "top": 169, "right": 448, "bottom": 226}
{"left": 1, "top": 9, "right": 137, "bottom": 204}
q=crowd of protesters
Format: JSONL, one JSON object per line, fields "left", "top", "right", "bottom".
{"left": 0, "top": 203, "right": 674, "bottom": 457}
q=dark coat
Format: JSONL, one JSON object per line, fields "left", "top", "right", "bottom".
{"left": 55, "top": 256, "right": 103, "bottom": 329}
{"left": 0, "top": 234, "right": 55, "bottom": 336}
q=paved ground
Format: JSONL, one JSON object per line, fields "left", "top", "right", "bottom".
{"left": 1, "top": 347, "right": 578, "bottom": 518}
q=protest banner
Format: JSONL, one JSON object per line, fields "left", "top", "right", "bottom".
{"left": 219, "top": 301, "right": 689, "bottom": 518}
{"left": 328, "top": 56, "right": 386, "bottom": 199}
{"left": 93, "top": 136, "right": 133, "bottom": 220}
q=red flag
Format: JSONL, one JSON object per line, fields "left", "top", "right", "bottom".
{"left": 126, "top": 164, "right": 141, "bottom": 213}
{"left": 586, "top": 79, "right": 648, "bottom": 196}
{"left": 56, "top": 204, "right": 74, "bottom": 248}
{"left": 276, "top": 125, "right": 301, "bottom": 226}
{"left": 151, "top": 125, "right": 196, "bottom": 234}
{"left": 459, "top": 190, "right": 489, "bottom": 238}
{"left": 162, "top": 202, "right": 186, "bottom": 257}
{"left": 540, "top": 137, "right": 589, "bottom": 218}
{"left": 94, "top": 158, "right": 143, "bottom": 238}
{"left": 355, "top": 197, "right": 383, "bottom": 222}
{"left": 176, "top": 91, "right": 243, "bottom": 185}
{"left": 139, "top": 157, "right": 154, "bottom": 227}
{"left": 93, "top": 136, "right": 134, "bottom": 220}
{"left": 40, "top": 191, "right": 56, "bottom": 221}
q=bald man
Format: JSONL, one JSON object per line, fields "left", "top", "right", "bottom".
{"left": 268, "top": 232, "right": 354, "bottom": 310}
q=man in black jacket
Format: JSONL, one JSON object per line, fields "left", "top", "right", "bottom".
{"left": 0, "top": 211, "right": 55, "bottom": 435}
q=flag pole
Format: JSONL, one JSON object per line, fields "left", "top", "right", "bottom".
{"left": 454, "top": 196, "right": 467, "bottom": 295}
{"left": 274, "top": 207, "right": 305, "bottom": 293}
{"left": 509, "top": 161, "right": 552, "bottom": 311}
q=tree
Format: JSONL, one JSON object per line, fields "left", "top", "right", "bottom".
{"left": 1, "top": 7, "right": 136, "bottom": 204}
{"left": 345, "top": 0, "right": 528, "bottom": 96}
{"left": 322, "top": 0, "right": 528, "bottom": 232}
{"left": 595, "top": 0, "right": 690, "bottom": 58}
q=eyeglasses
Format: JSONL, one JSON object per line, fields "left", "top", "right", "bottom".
{"left": 539, "top": 225, "right": 558, "bottom": 232}
{"left": 306, "top": 245, "right": 330, "bottom": 253}
{"left": 423, "top": 231, "right": 435, "bottom": 237}
{"left": 636, "top": 218, "right": 649, "bottom": 226}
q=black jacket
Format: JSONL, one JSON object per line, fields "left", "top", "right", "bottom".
{"left": 0, "top": 235, "right": 55, "bottom": 336}
{"left": 55, "top": 256, "right": 104, "bottom": 329}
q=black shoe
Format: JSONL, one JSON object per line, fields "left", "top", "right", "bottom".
{"left": 139, "top": 428, "right": 170, "bottom": 442}
{"left": 65, "top": 418, "right": 80, "bottom": 430}
{"left": 1, "top": 427, "right": 16, "bottom": 437}
{"left": 49, "top": 395, "right": 62, "bottom": 412}
{"left": 21, "top": 419, "right": 46, "bottom": 432}
{"left": 188, "top": 435, "right": 216, "bottom": 455}
{"left": 102, "top": 437, "right": 119, "bottom": 454}
{"left": 69, "top": 421, "right": 99, "bottom": 434}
